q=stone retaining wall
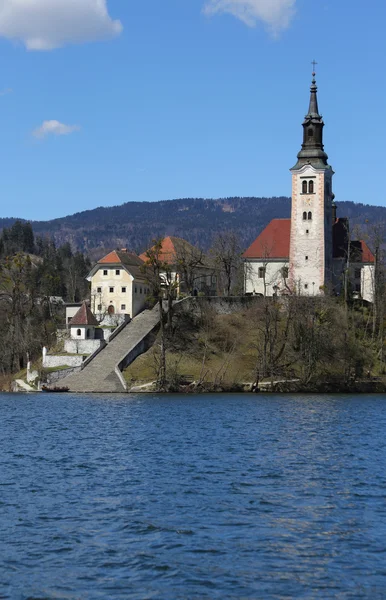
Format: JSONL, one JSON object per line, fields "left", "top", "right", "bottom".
{"left": 64, "top": 339, "right": 101, "bottom": 354}
{"left": 46, "top": 366, "right": 82, "bottom": 384}
{"left": 44, "top": 355, "right": 85, "bottom": 369}
{"left": 175, "top": 296, "right": 263, "bottom": 316}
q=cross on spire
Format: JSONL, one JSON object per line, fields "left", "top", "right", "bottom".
{"left": 311, "top": 59, "right": 318, "bottom": 76}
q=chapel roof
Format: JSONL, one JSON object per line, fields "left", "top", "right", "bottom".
{"left": 243, "top": 219, "right": 291, "bottom": 259}
{"left": 69, "top": 301, "right": 99, "bottom": 327}
{"left": 139, "top": 236, "right": 204, "bottom": 266}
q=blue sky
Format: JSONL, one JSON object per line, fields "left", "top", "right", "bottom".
{"left": 0, "top": 0, "right": 383, "bottom": 220}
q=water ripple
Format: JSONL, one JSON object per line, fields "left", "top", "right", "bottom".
{"left": 0, "top": 392, "right": 386, "bottom": 598}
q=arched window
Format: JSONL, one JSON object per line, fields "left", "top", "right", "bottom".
{"left": 308, "top": 180, "right": 314, "bottom": 194}
{"left": 77, "top": 329, "right": 81, "bottom": 336}
{"left": 308, "top": 128, "right": 313, "bottom": 139}
{"left": 308, "top": 211, "right": 312, "bottom": 220}
{"left": 302, "top": 180, "right": 307, "bottom": 194}
{"left": 303, "top": 211, "right": 307, "bottom": 221}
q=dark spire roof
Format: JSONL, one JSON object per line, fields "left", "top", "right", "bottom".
{"left": 291, "top": 71, "right": 331, "bottom": 171}
{"left": 70, "top": 301, "right": 99, "bottom": 326}
{"left": 307, "top": 74, "right": 320, "bottom": 119}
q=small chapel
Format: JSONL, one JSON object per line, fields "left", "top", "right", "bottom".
{"left": 243, "top": 70, "right": 375, "bottom": 302}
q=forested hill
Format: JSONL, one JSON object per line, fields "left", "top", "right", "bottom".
{"left": 0, "top": 196, "right": 385, "bottom": 258}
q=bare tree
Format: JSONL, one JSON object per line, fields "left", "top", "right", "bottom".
{"left": 174, "top": 243, "right": 205, "bottom": 295}
{"left": 141, "top": 239, "right": 179, "bottom": 389}
{"left": 210, "top": 232, "right": 242, "bottom": 296}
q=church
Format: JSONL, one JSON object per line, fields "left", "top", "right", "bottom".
{"left": 243, "top": 71, "right": 375, "bottom": 302}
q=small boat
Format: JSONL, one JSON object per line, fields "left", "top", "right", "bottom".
{"left": 42, "top": 385, "right": 69, "bottom": 393}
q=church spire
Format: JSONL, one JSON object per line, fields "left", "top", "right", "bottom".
{"left": 291, "top": 64, "right": 329, "bottom": 171}
{"left": 307, "top": 73, "right": 320, "bottom": 118}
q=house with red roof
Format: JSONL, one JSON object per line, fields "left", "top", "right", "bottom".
{"left": 243, "top": 73, "right": 375, "bottom": 302}
{"left": 86, "top": 249, "right": 149, "bottom": 320}
{"left": 140, "top": 236, "right": 216, "bottom": 296}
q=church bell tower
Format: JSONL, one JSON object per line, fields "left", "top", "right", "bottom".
{"left": 289, "top": 67, "right": 334, "bottom": 295}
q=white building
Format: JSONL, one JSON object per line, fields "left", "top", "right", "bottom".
{"left": 87, "top": 250, "right": 149, "bottom": 320}
{"left": 244, "top": 72, "right": 375, "bottom": 301}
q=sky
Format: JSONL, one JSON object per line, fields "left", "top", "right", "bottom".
{"left": 0, "top": 0, "right": 384, "bottom": 220}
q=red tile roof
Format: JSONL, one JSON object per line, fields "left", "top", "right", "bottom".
{"left": 69, "top": 302, "right": 99, "bottom": 326}
{"left": 360, "top": 240, "right": 375, "bottom": 263}
{"left": 243, "top": 219, "right": 291, "bottom": 259}
{"left": 139, "top": 236, "right": 201, "bottom": 265}
{"left": 95, "top": 250, "right": 145, "bottom": 280}
{"left": 98, "top": 250, "right": 143, "bottom": 267}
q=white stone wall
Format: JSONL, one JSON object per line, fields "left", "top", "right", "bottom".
{"left": 64, "top": 339, "right": 102, "bottom": 354}
{"left": 289, "top": 165, "right": 333, "bottom": 295}
{"left": 361, "top": 264, "right": 375, "bottom": 303}
{"left": 43, "top": 354, "right": 85, "bottom": 368}
{"left": 244, "top": 260, "right": 289, "bottom": 296}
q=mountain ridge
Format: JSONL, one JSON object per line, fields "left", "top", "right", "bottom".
{"left": 1, "top": 197, "right": 384, "bottom": 258}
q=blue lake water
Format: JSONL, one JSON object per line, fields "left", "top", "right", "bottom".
{"left": 1, "top": 393, "right": 386, "bottom": 599}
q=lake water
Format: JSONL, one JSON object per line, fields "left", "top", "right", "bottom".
{"left": 1, "top": 393, "right": 386, "bottom": 599}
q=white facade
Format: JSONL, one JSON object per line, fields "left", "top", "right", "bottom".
{"left": 90, "top": 267, "right": 148, "bottom": 319}
{"left": 70, "top": 324, "right": 95, "bottom": 341}
{"left": 245, "top": 260, "right": 289, "bottom": 296}
{"left": 361, "top": 264, "right": 374, "bottom": 303}
{"left": 289, "top": 164, "right": 333, "bottom": 295}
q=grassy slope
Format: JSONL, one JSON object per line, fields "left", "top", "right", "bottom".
{"left": 124, "top": 311, "right": 258, "bottom": 386}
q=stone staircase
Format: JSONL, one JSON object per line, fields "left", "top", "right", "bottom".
{"left": 59, "top": 308, "right": 160, "bottom": 393}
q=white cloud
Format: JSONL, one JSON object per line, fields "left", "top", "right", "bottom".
{"left": 33, "top": 120, "right": 80, "bottom": 139}
{"left": 0, "top": 0, "right": 123, "bottom": 51}
{"left": 203, "top": 0, "right": 296, "bottom": 33}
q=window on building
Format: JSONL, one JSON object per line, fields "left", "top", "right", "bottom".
{"left": 304, "top": 284, "right": 308, "bottom": 290}
{"left": 140, "top": 287, "right": 142, "bottom": 294}
{"left": 306, "top": 229, "right": 309, "bottom": 234}
{"left": 355, "top": 269, "right": 361, "bottom": 279}
{"left": 308, "top": 128, "right": 313, "bottom": 139}
{"left": 308, "top": 211, "right": 312, "bottom": 220}
{"left": 305, "top": 256, "right": 309, "bottom": 261}
{"left": 109, "top": 287, "right": 114, "bottom": 293}
{"left": 97, "top": 287, "right": 102, "bottom": 293}
{"left": 135, "top": 287, "right": 137, "bottom": 293}
{"left": 103, "top": 269, "right": 108, "bottom": 276}
{"left": 308, "top": 180, "right": 314, "bottom": 194}
{"left": 303, "top": 211, "right": 307, "bottom": 221}
{"left": 121, "top": 287, "right": 126, "bottom": 293}
{"left": 302, "top": 180, "right": 307, "bottom": 194}
{"left": 116, "top": 269, "right": 120, "bottom": 276}
{"left": 77, "top": 329, "right": 81, "bottom": 336}
{"left": 121, "top": 304, "right": 126, "bottom": 310}
{"left": 97, "top": 304, "right": 102, "bottom": 311}
{"left": 258, "top": 267, "right": 266, "bottom": 278}
{"left": 281, "top": 266, "right": 289, "bottom": 278}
